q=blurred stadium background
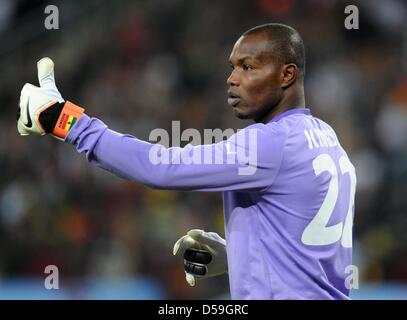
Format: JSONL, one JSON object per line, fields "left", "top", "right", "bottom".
{"left": 0, "top": 0, "right": 406, "bottom": 299}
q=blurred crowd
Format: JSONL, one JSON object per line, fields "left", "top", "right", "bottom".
{"left": 0, "top": 0, "right": 406, "bottom": 298}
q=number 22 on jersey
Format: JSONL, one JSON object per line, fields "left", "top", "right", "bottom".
{"left": 301, "top": 154, "right": 356, "bottom": 247}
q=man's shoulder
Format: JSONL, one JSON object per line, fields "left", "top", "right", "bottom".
{"left": 267, "top": 111, "right": 339, "bottom": 137}
{"left": 236, "top": 109, "right": 342, "bottom": 149}
{"left": 262, "top": 110, "right": 313, "bottom": 137}
{"left": 235, "top": 112, "right": 311, "bottom": 148}
{"left": 241, "top": 121, "right": 290, "bottom": 144}
{"left": 261, "top": 111, "right": 343, "bottom": 151}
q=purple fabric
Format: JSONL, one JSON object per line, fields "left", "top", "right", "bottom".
{"left": 66, "top": 108, "right": 355, "bottom": 300}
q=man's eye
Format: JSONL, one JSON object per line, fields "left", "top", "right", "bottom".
{"left": 230, "top": 64, "right": 235, "bottom": 70}
{"left": 242, "top": 64, "right": 252, "bottom": 71}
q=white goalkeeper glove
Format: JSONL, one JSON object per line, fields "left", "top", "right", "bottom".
{"left": 173, "top": 229, "right": 227, "bottom": 287}
{"left": 17, "top": 57, "right": 84, "bottom": 140}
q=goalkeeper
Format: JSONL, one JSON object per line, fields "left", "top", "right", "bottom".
{"left": 17, "top": 24, "right": 356, "bottom": 300}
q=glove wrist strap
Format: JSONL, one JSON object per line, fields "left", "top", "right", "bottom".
{"left": 52, "top": 101, "right": 85, "bottom": 139}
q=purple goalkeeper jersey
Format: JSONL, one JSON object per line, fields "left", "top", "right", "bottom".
{"left": 66, "top": 108, "right": 356, "bottom": 300}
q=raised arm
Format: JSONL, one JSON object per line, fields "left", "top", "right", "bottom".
{"left": 17, "top": 58, "right": 286, "bottom": 192}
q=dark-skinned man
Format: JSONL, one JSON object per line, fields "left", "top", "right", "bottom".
{"left": 17, "top": 23, "right": 356, "bottom": 300}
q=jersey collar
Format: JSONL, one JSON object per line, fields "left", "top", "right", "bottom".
{"left": 269, "top": 108, "right": 311, "bottom": 123}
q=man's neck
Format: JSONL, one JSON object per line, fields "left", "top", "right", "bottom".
{"left": 259, "top": 88, "right": 306, "bottom": 124}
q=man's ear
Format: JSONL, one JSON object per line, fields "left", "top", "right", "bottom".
{"left": 281, "top": 64, "right": 298, "bottom": 89}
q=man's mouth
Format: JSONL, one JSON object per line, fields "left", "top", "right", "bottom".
{"left": 227, "top": 92, "right": 241, "bottom": 107}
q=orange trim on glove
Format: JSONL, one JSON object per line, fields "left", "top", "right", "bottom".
{"left": 52, "top": 101, "right": 85, "bottom": 139}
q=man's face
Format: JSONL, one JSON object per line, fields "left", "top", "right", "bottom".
{"left": 227, "top": 33, "right": 283, "bottom": 122}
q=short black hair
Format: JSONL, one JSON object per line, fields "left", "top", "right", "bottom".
{"left": 243, "top": 23, "right": 305, "bottom": 79}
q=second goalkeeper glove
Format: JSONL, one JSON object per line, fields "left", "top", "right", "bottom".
{"left": 17, "top": 57, "right": 84, "bottom": 140}
{"left": 173, "top": 229, "right": 227, "bottom": 287}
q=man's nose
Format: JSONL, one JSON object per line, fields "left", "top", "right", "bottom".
{"left": 227, "top": 70, "right": 239, "bottom": 86}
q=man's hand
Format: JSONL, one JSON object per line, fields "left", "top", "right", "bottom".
{"left": 17, "top": 57, "right": 84, "bottom": 140}
{"left": 173, "top": 229, "right": 227, "bottom": 286}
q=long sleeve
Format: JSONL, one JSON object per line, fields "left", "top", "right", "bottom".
{"left": 66, "top": 114, "right": 287, "bottom": 192}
